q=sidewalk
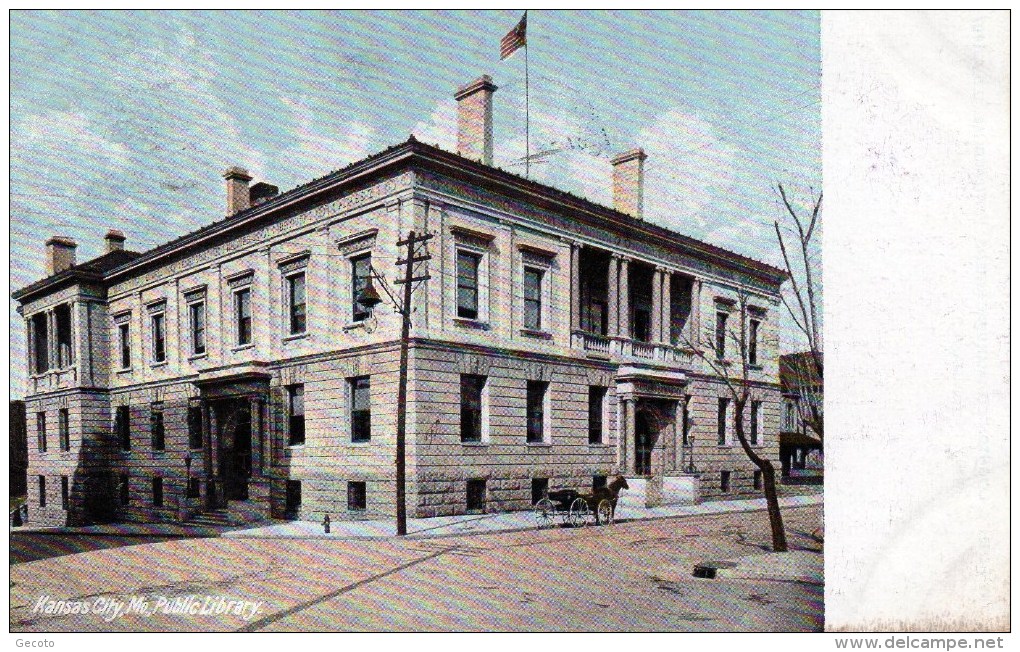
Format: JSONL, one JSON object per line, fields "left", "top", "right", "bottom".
{"left": 13, "top": 492, "right": 821, "bottom": 541}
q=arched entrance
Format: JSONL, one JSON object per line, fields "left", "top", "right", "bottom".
{"left": 634, "top": 411, "right": 655, "bottom": 476}
{"left": 213, "top": 398, "right": 253, "bottom": 501}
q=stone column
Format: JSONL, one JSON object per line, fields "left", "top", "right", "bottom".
{"left": 47, "top": 309, "right": 57, "bottom": 370}
{"left": 570, "top": 243, "right": 581, "bottom": 333}
{"left": 251, "top": 397, "right": 263, "bottom": 475}
{"left": 618, "top": 257, "right": 631, "bottom": 339}
{"left": 607, "top": 255, "right": 619, "bottom": 337}
{"left": 661, "top": 269, "right": 672, "bottom": 346}
{"left": 689, "top": 278, "right": 702, "bottom": 346}
{"left": 621, "top": 397, "right": 635, "bottom": 474}
{"left": 651, "top": 267, "right": 663, "bottom": 343}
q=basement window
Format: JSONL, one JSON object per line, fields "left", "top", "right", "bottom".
{"left": 466, "top": 478, "right": 487, "bottom": 513}
{"left": 347, "top": 481, "right": 367, "bottom": 511}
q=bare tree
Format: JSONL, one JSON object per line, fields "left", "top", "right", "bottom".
{"left": 679, "top": 289, "right": 788, "bottom": 552}
{"left": 774, "top": 184, "right": 823, "bottom": 442}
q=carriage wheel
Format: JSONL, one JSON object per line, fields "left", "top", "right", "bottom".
{"left": 596, "top": 499, "right": 614, "bottom": 526}
{"left": 533, "top": 498, "right": 556, "bottom": 527}
{"left": 568, "top": 497, "right": 590, "bottom": 528}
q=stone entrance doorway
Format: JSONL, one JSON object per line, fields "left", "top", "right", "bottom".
{"left": 634, "top": 411, "right": 656, "bottom": 476}
{"left": 213, "top": 398, "right": 253, "bottom": 501}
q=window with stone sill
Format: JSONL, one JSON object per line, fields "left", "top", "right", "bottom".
{"left": 460, "top": 374, "right": 486, "bottom": 443}
{"left": 456, "top": 249, "right": 482, "bottom": 320}
{"left": 58, "top": 408, "right": 70, "bottom": 452}
{"left": 526, "top": 380, "right": 548, "bottom": 443}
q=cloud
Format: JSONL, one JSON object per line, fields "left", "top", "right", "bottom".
{"left": 277, "top": 95, "right": 375, "bottom": 181}
{"left": 411, "top": 99, "right": 457, "bottom": 152}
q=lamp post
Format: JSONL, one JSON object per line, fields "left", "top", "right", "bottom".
{"left": 355, "top": 232, "right": 427, "bottom": 537}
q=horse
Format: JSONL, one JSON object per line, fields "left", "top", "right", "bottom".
{"left": 586, "top": 475, "right": 629, "bottom": 525}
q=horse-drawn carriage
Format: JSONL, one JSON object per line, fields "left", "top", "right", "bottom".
{"left": 533, "top": 476, "right": 628, "bottom": 528}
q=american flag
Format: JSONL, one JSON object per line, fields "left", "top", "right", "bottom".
{"left": 500, "top": 12, "right": 527, "bottom": 60}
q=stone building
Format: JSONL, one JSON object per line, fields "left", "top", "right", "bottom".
{"left": 13, "top": 75, "right": 786, "bottom": 527}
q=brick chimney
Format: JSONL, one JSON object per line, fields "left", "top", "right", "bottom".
{"left": 611, "top": 149, "right": 647, "bottom": 219}
{"left": 105, "top": 229, "right": 126, "bottom": 253}
{"left": 45, "top": 236, "right": 77, "bottom": 275}
{"left": 223, "top": 167, "right": 253, "bottom": 215}
{"left": 454, "top": 75, "right": 497, "bottom": 166}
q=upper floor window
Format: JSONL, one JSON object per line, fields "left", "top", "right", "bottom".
{"left": 235, "top": 287, "right": 252, "bottom": 346}
{"left": 151, "top": 403, "right": 165, "bottom": 451}
{"left": 350, "top": 376, "right": 371, "bottom": 443}
{"left": 748, "top": 318, "right": 760, "bottom": 365}
{"left": 31, "top": 313, "right": 49, "bottom": 374}
{"left": 189, "top": 301, "right": 206, "bottom": 356}
{"left": 351, "top": 254, "right": 372, "bottom": 322}
{"left": 36, "top": 411, "right": 47, "bottom": 452}
{"left": 288, "top": 273, "right": 307, "bottom": 335}
{"left": 150, "top": 311, "right": 166, "bottom": 363}
{"left": 588, "top": 386, "right": 606, "bottom": 444}
{"left": 55, "top": 304, "right": 73, "bottom": 368}
{"left": 116, "top": 405, "right": 131, "bottom": 451}
{"left": 456, "top": 250, "right": 481, "bottom": 320}
{"left": 58, "top": 408, "right": 70, "bottom": 452}
{"left": 523, "top": 267, "right": 544, "bottom": 331}
{"left": 526, "top": 380, "right": 548, "bottom": 443}
{"left": 118, "top": 323, "right": 131, "bottom": 369}
{"left": 715, "top": 311, "right": 728, "bottom": 359}
{"left": 460, "top": 374, "right": 486, "bottom": 443}
{"left": 288, "top": 384, "right": 305, "bottom": 445}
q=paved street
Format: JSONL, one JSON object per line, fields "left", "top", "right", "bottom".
{"left": 10, "top": 504, "right": 822, "bottom": 632}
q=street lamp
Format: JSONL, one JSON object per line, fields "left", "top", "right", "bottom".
{"left": 356, "top": 266, "right": 409, "bottom": 536}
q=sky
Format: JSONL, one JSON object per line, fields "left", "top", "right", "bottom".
{"left": 8, "top": 10, "right": 821, "bottom": 398}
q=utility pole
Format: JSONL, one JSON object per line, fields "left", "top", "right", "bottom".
{"left": 392, "top": 230, "right": 432, "bottom": 535}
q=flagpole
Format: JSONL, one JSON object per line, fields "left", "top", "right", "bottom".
{"left": 524, "top": 11, "right": 530, "bottom": 179}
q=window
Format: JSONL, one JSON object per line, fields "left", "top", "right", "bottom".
{"left": 235, "top": 288, "right": 252, "bottom": 346}
{"left": 32, "top": 313, "right": 49, "bottom": 373}
{"left": 58, "top": 408, "right": 70, "bottom": 451}
{"left": 151, "top": 311, "right": 166, "bottom": 363}
{"left": 351, "top": 254, "right": 372, "bottom": 322}
{"left": 189, "top": 302, "right": 206, "bottom": 355}
{"left": 119, "top": 474, "right": 130, "bottom": 506}
{"left": 466, "top": 478, "right": 486, "bottom": 513}
{"left": 531, "top": 478, "right": 548, "bottom": 505}
{"left": 634, "top": 308, "right": 651, "bottom": 342}
{"left": 288, "top": 385, "right": 305, "bottom": 445}
{"left": 593, "top": 475, "right": 608, "bottom": 491}
{"left": 720, "top": 470, "right": 731, "bottom": 493}
{"left": 456, "top": 250, "right": 481, "bottom": 319}
{"left": 151, "top": 404, "right": 165, "bottom": 451}
{"left": 748, "top": 319, "right": 760, "bottom": 365}
{"left": 286, "top": 480, "right": 301, "bottom": 512}
{"left": 36, "top": 411, "right": 47, "bottom": 452}
{"left": 350, "top": 376, "right": 371, "bottom": 443}
{"left": 287, "top": 273, "right": 306, "bottom": 334}
{"left": 152, "top": 477, "right": 163, "bottom": 507}
{"left": 784, "top": 402, "right": 797, "bottom": 432}
{"left": 750, "top": 400, "right": 762, "bottom": 445}
{"left": 717, "top": 398, "right": 729, "bottom": 445}
{"left": 187, "top": 477, "right": 201, "bottom": 499}
{"left": 586, "top": 299, "right": 608, "bottom": 336}
{"left": 188, "top": 406, "right": 203, "bottom": 449}
{"left": 588, "top": 386, "right": 606, "bottom": 444}
{"left": 119, "top": 322, "right": 132, "bottom": 368}
{"left": 55, "top": 304, "right": 73, "bottom": 368}
{"left": 38, "top": 475, "right": 46, "bottom": 508}
{"left": 116, "top": 406, "right": 131, "bottom": 451}
{"left": 523, "top": 267, "right": 543, "bottom": 330}
{"left": 61, "top": 476, "right": 69, "bottom": 510}
{"left": 526, "top": 381, "right": 547, "bottom": 443}
{"left": 715, "top": 311, "right": 728, "bottom": 358}
{"left": 753, "top": 470, "right": 762, "bottom": 490}
{"left": 681, "top": 400, "right": 690, "bottom": 446}
{"left": 460, "top": 374, "right": 485, "bottom": 442}
{"left": 347, "top": 481, "right": 367, "bottom": 511}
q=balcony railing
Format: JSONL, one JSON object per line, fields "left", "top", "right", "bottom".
{"left": 572, "top": 331, "right": 698, "bottom": 368}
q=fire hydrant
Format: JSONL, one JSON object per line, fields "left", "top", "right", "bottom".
{"left": 323, "top": 514, "right": 331, "bottom": 534}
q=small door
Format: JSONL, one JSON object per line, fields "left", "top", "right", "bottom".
{"left": 635, "top": 412, "right": 653, "bottom": 476}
